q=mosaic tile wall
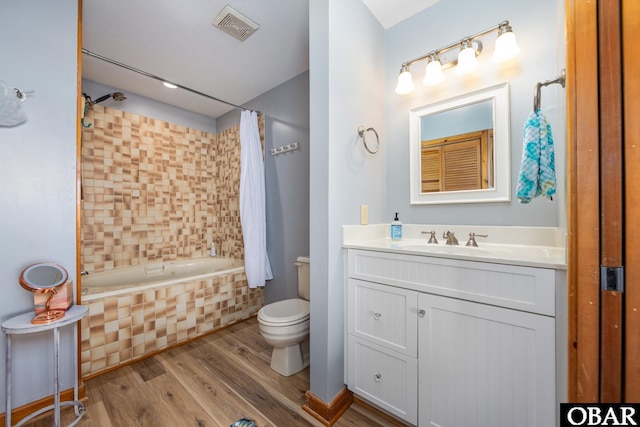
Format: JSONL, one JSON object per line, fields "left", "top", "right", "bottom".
{"left": 80, "top": 271, "right": 264, "bottom": 377}
{"left": 212, "top": 124, "right": 255, "bottom": 260}
{"left": 80, "top": 107, "right": 266, "bottom": 376}
{"left": 81, "top": 106, "right": 265, "bottom": 272}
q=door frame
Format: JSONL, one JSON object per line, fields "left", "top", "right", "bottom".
{"left": 566, "top": 0, "right": 601, "bottom": 402}
{"left": 567, "top": 0, "right": 639, "bottom": 402}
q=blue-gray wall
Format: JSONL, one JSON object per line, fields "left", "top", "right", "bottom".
{"left": 1, "top": 0, "right": 78, "bottom": 409}
{"left": 386, "top": 0, "right": 566, "bottom": 228}
{"left": 0, "top": 0, "right": 568, "bottom": 412}
{"left": 309, "top": 0, "right": 565, "bottom": 406}
{"left": 421, "top": 99, "right": 493, "bottom": 140}
{"left": 309, "top": 0, "right": 387, "bottom": 403}
{"left": 218, "top": 72, "right": 310, "bottom": 304}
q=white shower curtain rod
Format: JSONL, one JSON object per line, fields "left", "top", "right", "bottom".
{"left": 82, "top": 48, "right": 260, "bottom": 114}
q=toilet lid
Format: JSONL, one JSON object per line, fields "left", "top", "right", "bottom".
{"left": 258, "top": 299, "right": 310, "bottom": 324}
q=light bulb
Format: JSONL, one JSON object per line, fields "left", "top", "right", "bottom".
{"left": 493, "top": 27, "right": 521, "bottom": 62}
{"left": 395, "top": 67, "right": 415, "bottom": 94}
{"left": 423, "top": 58, "right": 445, "bottom": 86}
{"left": 455, "top": 44, "right": 479, "bottom": 75}
{"left": 163, "top": 81, "right": 178, "bottom": 89}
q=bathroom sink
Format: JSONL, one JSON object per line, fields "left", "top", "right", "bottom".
{"left": 343, "top": 226, "right": 567, "bottom": 268}
{"left": 399, "top": 244, "right": 491, "bottom": 256}
{"left": 392, "top": 241, "right": 565, "bottom": 264}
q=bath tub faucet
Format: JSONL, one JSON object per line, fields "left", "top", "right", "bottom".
{"left": 81, "top": 270, "right": 89, "bottom": 276}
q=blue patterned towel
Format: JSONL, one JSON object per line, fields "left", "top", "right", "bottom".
{"left": 230, "top": 417, "right": 257, "bottom": 427}
{"left": 516, "top": 110, "right": 556, "bottom": 203}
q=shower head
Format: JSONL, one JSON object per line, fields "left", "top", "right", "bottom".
{"left": 111, "top": 92, "right": 126, "bottom": 102}
{"left": 85, "top": 91, "right": 127, "bottom": 106}
{"left": 81, "top": 91, "right": 126, "bottom": 128}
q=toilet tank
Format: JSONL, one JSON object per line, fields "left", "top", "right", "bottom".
{"left": 295, "top": 256, "right": 310, "bottom": 300}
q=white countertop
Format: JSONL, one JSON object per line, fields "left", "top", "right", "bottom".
{"left": 343, "top": 224, "right": 567, "bottom": 270}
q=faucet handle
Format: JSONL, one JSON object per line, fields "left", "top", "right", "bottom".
{"left": 421, "top": 230, "right": 438, "bottom": 244}
{"left": 443, "top": 230, "right": 458, "bottom": 245}
{"left": 466, "top": 232, "right": 488, "bottom": 247}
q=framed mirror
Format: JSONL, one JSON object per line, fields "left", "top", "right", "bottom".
{"left": 409, "top": 82, "right": 510, "bottom": 204}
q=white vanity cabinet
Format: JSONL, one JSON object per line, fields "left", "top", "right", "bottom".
{"left": 347, "top": 279, "right": 419, "bottom": 424}
{"left": 345, "top": 249, "right": 564, "bottom": 427}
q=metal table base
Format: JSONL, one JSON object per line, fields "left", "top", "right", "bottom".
{"left": 3, "top": 305, "right": 88, "bottom": 427}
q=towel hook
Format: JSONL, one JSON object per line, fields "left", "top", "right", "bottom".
{"left": 358, "top": 125, "right": 380, "bottom": 154}
{"left": 534, "top": 69, "right": 566, "bottom": 111}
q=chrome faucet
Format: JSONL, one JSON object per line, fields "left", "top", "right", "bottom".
{"left": 421, "top": 230, "right": 438, "bottom": 244}
{"left": 466, "top": 232, "right": 488, "bottom": 247}
{"left": 442, "top": 231, "right": 458, "bottom": 245}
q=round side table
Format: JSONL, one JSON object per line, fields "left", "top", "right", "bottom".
{"left": 2, "top": 305, "right": 88, "bottom": 427}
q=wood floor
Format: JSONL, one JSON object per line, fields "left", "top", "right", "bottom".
{"left": 25, "top": 317, "right": 400, "bottom": 427}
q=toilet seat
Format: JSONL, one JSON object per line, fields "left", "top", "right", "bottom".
{"left": 258, "top": 299, "right": 309, "bottom": 325}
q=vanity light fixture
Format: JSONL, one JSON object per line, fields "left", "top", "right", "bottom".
{"left": 492, "top": 23, "right": 520, "bottom": 62}
{"left": 395, "top": 64, "right": 415, "bottom": 95}
{"left": 422, "top": 53, "right": 445, "bottom": 86}
{"left": 454, "top": 38, "right": 480, "bottom": 75}
{"left": 394, "top": 20, "right": 520, "bottom": 94}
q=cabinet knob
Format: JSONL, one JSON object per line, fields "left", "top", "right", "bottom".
{"left": 418, "top": 309, "right": 426, "bottom": 318}
{"left": 374, "top": 373, "right": 382, "bottom": 382}
{"left": 373, "top": 312, "right": 382, "bottom": 320}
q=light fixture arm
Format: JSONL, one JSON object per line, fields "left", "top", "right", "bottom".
{"left": 395, "top": 20, "right": 517, "bottom": 95}
{"left": 399, "top": 20, "right": 509, "bottom": 70}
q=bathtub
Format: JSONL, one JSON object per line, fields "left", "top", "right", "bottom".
{"left": 79, "top": 256, "right": 264, "bottom": 377}
{"left": 81, "top": 257, "right": 244, "bottom": 301}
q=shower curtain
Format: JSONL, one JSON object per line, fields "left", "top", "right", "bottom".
{"left": 240, "top": 110, "right": 273, "bottom": 288}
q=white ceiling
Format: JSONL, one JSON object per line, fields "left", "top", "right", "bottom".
{"left": 362, "top": 0, "right": 440, "bottom": 29}
{"left": 82, "top": 0, "right": 438, "bottom": 119}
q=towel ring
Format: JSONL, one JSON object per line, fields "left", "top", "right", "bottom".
{"left": 358, "top": 126, "right": 380, "bottom": 154}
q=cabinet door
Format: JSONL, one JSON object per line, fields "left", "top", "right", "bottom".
{"left": 348, "top": 279, "right": 418, "bottom": 356}
{"left": 418, "top": 293, "right": 555, "bottom": 427}
{"left": 347, "top": 335, "right": 418, "bottom": 425}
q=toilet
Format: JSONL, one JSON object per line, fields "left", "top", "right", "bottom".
{"left": 257, "top": 256, "right": 310, "bottom": 376}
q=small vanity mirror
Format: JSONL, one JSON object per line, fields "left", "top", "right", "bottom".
{"left": 19, "top": 263, "right": 68, "bottom": 290}
{"left": 19, "top": 262, "right": 69, "bottom": 324}
{"left": 409, "top": 82, "right": 511, "bottom": 204}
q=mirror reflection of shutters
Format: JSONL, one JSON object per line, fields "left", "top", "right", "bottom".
{"left": 443, "top": 140, "right": 481, "bottom": 191}
{"left": 420, "top": 129, "right": 490, "bottom": 193}
{"left": 421, "top": 148, "right": 442, "bottom": 192}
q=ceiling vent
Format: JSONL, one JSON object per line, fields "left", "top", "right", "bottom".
{"left": 212, "top": 5, "right": 259, "bottom": 42}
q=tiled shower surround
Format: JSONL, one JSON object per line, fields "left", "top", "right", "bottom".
{"left": 80, "top": 106, "right": 264, "bottom": 377}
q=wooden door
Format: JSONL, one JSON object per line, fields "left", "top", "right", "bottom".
{"left": 567, "top": 0, "right": 600, "bottom": 401}
{"left": 623, "top": 0, "right": 640, "bottom": 401}
{"left": 568, "top": 0, "right": 640, "bottom": 402}
{"left": 598, "top": 0, "right": 624, "bottom": 402}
